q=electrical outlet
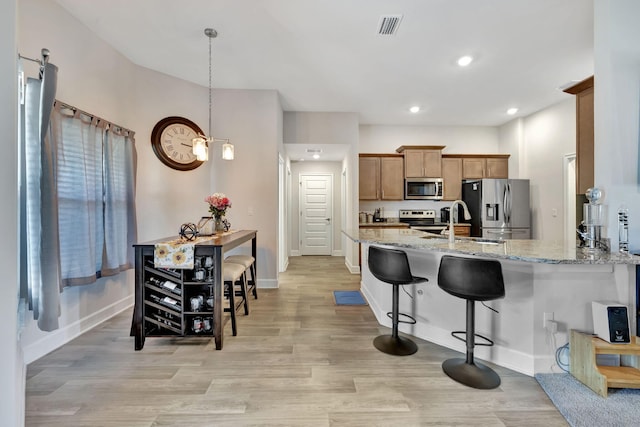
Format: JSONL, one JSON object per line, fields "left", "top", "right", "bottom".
{"left": 546, "top": 320, "right": 558, "bottom": 334}
{"left": 543, "top": 312, "right": 554, "bottom": 328}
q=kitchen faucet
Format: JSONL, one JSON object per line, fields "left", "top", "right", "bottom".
{"left": 449, "top": 200, "right": 472, "bottom": 243}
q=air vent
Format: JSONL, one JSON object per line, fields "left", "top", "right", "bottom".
{"left": 377, "top": 15, "right": 403, "bottom": 35}
{"left": 306, "top": 148, "right": 322, "bottom": 154}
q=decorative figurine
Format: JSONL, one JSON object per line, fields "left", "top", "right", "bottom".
{"left": 179, "top": 223, "right": 198, "bottom": 241}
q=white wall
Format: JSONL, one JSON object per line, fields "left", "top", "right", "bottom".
{"left": 359, "top": 124, "right": 499, "bottom": 154}
{"left": 284, "top": 111, "right": 359, "bottom": 145}
{"left": 594, "top": 0, "right": 640, "bottom": 253}
{"left": 211, "top": 88, "right": 282, "bottom": 288}
{"left": 1, "top": 0, "right": 22, "bottom": 424}
{"left": 499, "top": 99, "right": 576, "bottom": 240}
{"left": 497, "top": 118, "right": 524, "bottom": 178}
{"left": 18, "top": 0, "right": 136, "bottom": 363}
{"left": 290, "top": 161, "right": 344, "bottom": 255}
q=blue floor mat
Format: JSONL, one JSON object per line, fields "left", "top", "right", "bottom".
{"left": 333, "top": 290, "right": 367, "bottom": 305}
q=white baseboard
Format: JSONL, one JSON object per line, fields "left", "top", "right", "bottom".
{"left": 332, "top": 250, "right": 343, "bottom": 256}
{"left": 22, "top": 295, "right": 134, "bottom": 364}
{"left": 290, "top": 250, "right": 300, "bottom": 256}
{"left": 258, "top": 279, "right": 279, "bottom": 289}
{"left": 345, "top": 257, "right": 360, "bottom": 274}
{"left": 363, "top": 285, "right": 535, "bottom": 376}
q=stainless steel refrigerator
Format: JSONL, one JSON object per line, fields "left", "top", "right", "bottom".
{"left": 462, "top": 179, "right": 531, "bottom": 239}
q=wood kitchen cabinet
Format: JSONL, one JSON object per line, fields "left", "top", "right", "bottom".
{"left": 563, "top": 76, "right": 594, "bottom": 195}
{"left": 359, "top": 154, "right": 404, "bottom": 200}
{"left": 396, "top": 145, "right": 445, "bottom": 178}
{"left": 460, "top": 155, "right": 510, "bottom": 179}
{"left": 441, "top": 156, "right": 463, "bottom": 200}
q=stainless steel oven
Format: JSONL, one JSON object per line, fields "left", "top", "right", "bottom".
{"left": 398, "top": 209, "right": 447, "bottom": 234}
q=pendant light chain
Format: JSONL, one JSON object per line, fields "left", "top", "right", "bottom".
{"left": 208, "top": 30, "right": 212, "bottom": 139}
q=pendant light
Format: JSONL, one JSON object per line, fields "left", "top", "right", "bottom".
{"left": 192, "top": 27, "right": 234, "bottom": 161}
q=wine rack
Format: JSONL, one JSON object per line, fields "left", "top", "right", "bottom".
{"left": 132, "top": 230, "right": 257, "bottom": 351}
{"left": 142, "top": 255, "right": 215, "bottom": 337}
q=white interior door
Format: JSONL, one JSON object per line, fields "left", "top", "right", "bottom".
{"left": 300, "top": 174, "right": 333, "bottom": 255}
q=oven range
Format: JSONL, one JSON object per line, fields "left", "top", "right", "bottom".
{"left": 398, "top": 209, "right": 448, "bottom": 234}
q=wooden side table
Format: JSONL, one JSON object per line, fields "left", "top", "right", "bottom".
{"left": 570, "top": 329, "right": 640, "bottom": 397}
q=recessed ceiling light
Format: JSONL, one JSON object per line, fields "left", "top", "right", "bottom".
{"left": 457, "top": 55, "right": 473, "bottom": 67}
{"left": 506, "top": 107, "right": 519, "bottom": 115}
{"left": 312, "top": 154, "right": 320, "bottom": 159}
{"left": 409, "top": 106, "right": 420, "bottom": 113}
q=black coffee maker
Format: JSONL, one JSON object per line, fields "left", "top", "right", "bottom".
{"left": 440, "top": 207, "right": 463, "bottom": 223}
{"left": 373, "top": 208, "right": 384, "bottom": 222}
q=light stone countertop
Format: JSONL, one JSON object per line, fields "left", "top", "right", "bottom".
{"left": 343, "top": 227, "right": 640, "bottom": 265}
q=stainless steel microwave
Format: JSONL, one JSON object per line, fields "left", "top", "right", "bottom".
{"left": 405, "top": 178, "right": 444, "bottom": 200}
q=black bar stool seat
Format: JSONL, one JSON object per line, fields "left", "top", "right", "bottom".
{"left": 368, "top": 246, "right": 427, "bottom": 356}
{"left": 437, "top": 255, "right": 505, "bottom": 389}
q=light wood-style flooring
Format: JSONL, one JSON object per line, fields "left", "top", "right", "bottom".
{"left": 26, "top": 256, "right": 566, "bottom": 426}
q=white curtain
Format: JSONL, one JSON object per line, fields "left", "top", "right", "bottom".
{"left": 19, "top": 62, "right": 61, "bottom": 332}
{"left": 19, "top": 61, "right": 137, "bottom": 331}
{"left": 102, "top": 126, "right": 137, "bottom": 276}
{"left": 54, "top": 107, "right": 105, "bottom": 285}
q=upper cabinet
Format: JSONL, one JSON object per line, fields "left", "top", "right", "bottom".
{"left": 441, "top": 156, "right": 463, "bottom": 200}
{"left": 396, "top": 145, "right": 445, "bottom": 178}
{"left": 563, "top": 76, "right": 594, "bottom": 195}
{"left": 359, "top": 154, "right": 404, "bottom": 200}
{"left": 459, "top": 155, "right": 509, "bottom": 179}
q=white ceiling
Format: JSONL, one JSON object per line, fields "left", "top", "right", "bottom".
{"left": 55, "top": 0, "right": 593, "bottom": 159}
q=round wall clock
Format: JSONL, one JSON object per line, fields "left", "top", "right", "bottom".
{"left": 151, "top": 116, "right": 205, "bottom": 171}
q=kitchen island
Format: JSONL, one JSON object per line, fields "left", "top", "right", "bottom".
{"left": 344, "top": 228, "right": 639, "bottom": 375}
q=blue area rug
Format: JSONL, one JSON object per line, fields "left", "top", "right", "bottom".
{"left": 535, "top": 373, "right": 640, "bottom": 426}
{"left": 333, "top": 290, "right": 367, "bottom": 305}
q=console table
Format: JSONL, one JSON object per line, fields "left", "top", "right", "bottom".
{"left": 132, "top": 230, "right": 257, "bottom": 350}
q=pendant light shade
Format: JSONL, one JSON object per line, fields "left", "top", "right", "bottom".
{"left": 222, "top": 140, "right": 234, "bottom": 160}
{"left": 192, "top": 27, "right": 234, "bottom": 161}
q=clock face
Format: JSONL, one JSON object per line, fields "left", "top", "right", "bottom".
{"left": 151, "top": 116, "right": 205, "bottom": 171}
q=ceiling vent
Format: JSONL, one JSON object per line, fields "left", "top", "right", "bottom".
{"left": 377, "top": 15, "right": 403, "bottom": 35}
{"left": 306, "top": 148, "right": 322, "bottom": 154}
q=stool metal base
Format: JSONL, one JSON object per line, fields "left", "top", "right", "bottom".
{"left": 442, "top": 358, "right": 501, "bottom": 389}
{"left": 373, "top": 334, "right": 418, "bottom": 356}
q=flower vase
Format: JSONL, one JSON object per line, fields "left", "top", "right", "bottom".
{"left": 214, "top": 216, "right": 224, "bottom": 234}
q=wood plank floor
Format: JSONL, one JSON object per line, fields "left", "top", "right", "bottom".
{"left": 26, "top": 256, "right": 566, "bottom": 426}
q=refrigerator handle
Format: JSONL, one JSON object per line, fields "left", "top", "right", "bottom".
{"left": 505, "top": 183, "right": 511, "bottom": 224}
{"left": 502, "top": 184, "right": 508, "bottom": 223}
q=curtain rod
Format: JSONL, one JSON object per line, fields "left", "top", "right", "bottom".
{"left": 19, "top": 50, "right": 135, "bottom": 138}
{"left": 54, "top": 100, "right": 135, "bottom": 138}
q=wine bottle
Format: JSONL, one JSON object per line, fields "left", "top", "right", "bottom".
{"left": 162, "top": 280, "right": 182, "bottom": 296}
{"left": 160, "top": 296, "right": 182, "bottom": 312}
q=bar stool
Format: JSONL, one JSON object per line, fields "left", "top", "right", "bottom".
{"left": 223, "top": 262, "right": 248, "bottom": 336}
{"left": 368, "top": 246, "right": 428, "bottom": 356}
{"left": 225, "top": 255, "right": 257, "bottom": 299}
{"left": 437, "top": 255, "right": 505, "bottom": 389}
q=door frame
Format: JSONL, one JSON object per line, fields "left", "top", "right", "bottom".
{"left": 564, "top": 153, "right": 577, "bottom": 247}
